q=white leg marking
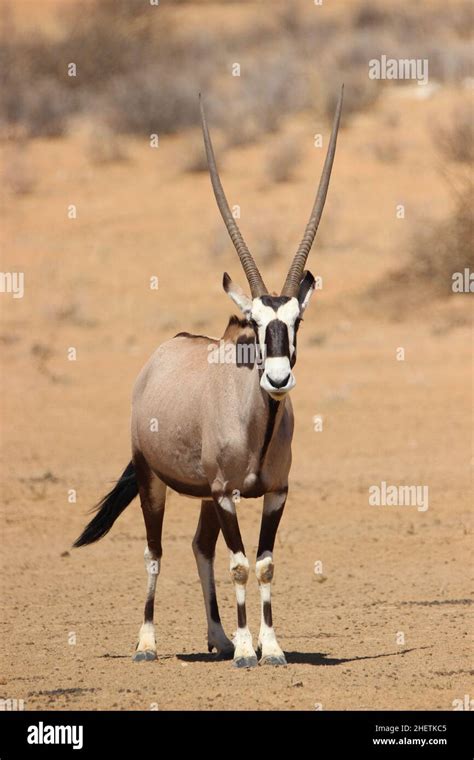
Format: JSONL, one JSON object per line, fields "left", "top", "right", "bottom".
{"left": 217, "top": 494, "right": 236, "bottom": 514}
{"left": 135, "top": 545, "right": 160, "bottom": 655}
{"left": 136, "top": 621, "right": 156, "bottom": 652}
{"left": 256, "top": 553, "right": 286, "bottom": 664}
{"left": 229, "top": 552, "right": 257, "bottom": 664}
{"left": 229, "top": 550, "right": 248, "bottom": 574}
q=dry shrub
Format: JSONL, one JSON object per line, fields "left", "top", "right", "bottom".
{"left": 182, "top": 136, "right": 208, "bottom": 173}
{"left": 375, "top": 182, "right": 474, "bottom": 301}
{"left": 0, "top": 0, "right": 190, "bottom": 138}
{"left": 183, "top": 132, "right": 226, "bottom": 173}
{"left": 318, "top": 32, "right": 387, "bottom": 123}
{"left": 351, "top": 2, "right": 473, "bottom": 84}
{"left": 242, "top": 50, "right": 308, "bottom": 132}
{"left": 370, "top": 137, "right": 400, "bottom": 163}
{"left": 433, "top": 105, "right": 474, "bottom": 163}
{"left": 2, "top": 140, "right": 35, "bottom": 194}
{"left": 254, "top": 235, "right": 282, "bottom": 265}
{"left": 210, "top": 226, "right": 232, "bottom": 260}
{"left": 422, "top": 40, "right": 473, "bottom": 84}
{"left": 0, "top": 67, "right": 74, "bottom": 138}
{"left": 1, "top": 0, "right": 472, "bottom": 140}
{"left": 265, "top": 136, "right": 301, "bottom": 182}
{"left": 81, "top": 121, "right": 126, "bottom": 165}
{"left": 104, "top": 65, "right": 202, "bottom": 136}
{"left": 410, "top": 182, "right": 473, "bottom": 294}
{"left": 353, "top": 1, "right": 473, "bottom": 43}
{"left": 216, "top": 97, "right": 262, "bottom": 148}
{"left": 214, "top": 49, "right": 309, "bottom": 147}
{"left": 322, "top": 72, "right": 379, "bottom": 123}
{"left": 353, "top": 2, "right": 388, "bottom": 29}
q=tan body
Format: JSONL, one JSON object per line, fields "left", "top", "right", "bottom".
{"left": 132, "top": 328, "right": 293, "bottom": 501}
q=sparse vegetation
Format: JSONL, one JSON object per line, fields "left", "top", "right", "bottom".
{"left": 183, "top": 133, "right": 217, "bottom": 173}
{"left": 433, "top": 105, "right": 474, "bottom": 164}
{"left": 374, "top": 181, "right": 474, "bottom": 302}
{"left": 409, "top": 181, "right": 473, "bottom": 295}
{"left": 77, "top": 119, "right": 126, "bottom": 165}
{"left": 3, "top": 139, "right": 35, "bottom": 194}
{"left": 1, "top": 0, "right": 471, "bottom": 141}
{"left": 370, "top": 137, "right": 400, "bottom": 163}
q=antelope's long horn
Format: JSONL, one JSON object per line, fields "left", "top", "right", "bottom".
{"left": 281, "top": 85, "right": 344, "bottom": 297}
{"left": 199, "top": 94, "right": 267, "bottom": 298}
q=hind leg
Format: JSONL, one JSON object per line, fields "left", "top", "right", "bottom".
{"left": 192, "top": 500, "right": 234, "bottom": 659}
{"left": 133, "top": 452, "right": 167, "bottom": 662}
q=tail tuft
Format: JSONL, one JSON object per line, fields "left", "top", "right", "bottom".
{"left": 73, "top": 461, "right": 138, "bottom": 547}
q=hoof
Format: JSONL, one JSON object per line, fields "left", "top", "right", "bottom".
{"left": 214, "top": 647, "right": 235, "bottom": 661}
{"left": 259, "top": 653, "right": 287, "bottom": 667}
{"left": 233, "top": 655, "right": 258, "bottom": 669}
{"left": 208, "top": 640, "right": 234, "bottom": 660}
{"left": 133, "top": 649, "right": 157, "bottom": 662}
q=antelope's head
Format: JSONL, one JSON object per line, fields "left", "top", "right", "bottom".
{"left": 200, "top": 88, "right": 343, "bottom": 400}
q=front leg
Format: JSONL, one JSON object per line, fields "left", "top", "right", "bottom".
{"left": 256, "top": 489, "right": 288, "bottom": 666}
{"left": 212, "top": 493, "right": 258, "bottom": 669}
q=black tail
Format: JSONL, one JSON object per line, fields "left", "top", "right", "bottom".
{"left": 73, "top": 461, "right": 138, "bottom": 548}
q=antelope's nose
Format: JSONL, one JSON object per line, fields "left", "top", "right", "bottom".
{"left": 268, "top": 373, "right": 291, "bottom": 389}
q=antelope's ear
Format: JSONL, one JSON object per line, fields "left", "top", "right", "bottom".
{"left": 223, "top": 272, "right": 252, "bottom": 316}
{"left": 298, "top": 270, "right": 316, "bottom": 313}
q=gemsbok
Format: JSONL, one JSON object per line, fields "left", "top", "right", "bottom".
{"left": 74, "top": 87, "right": 343, "bottom": 668}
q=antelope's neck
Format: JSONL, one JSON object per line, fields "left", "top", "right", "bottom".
{"left": 221, "top": 315, "right": 287, "bottom": 439}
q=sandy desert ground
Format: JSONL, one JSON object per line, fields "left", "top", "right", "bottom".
{"left": 1, "top": 0, "right": 472, "bottom": 711}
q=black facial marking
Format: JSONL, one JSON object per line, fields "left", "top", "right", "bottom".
{"left": 260, "top": 295, "right": 291, "bottom": 309}
{"left": 288, "top": 318, "right": 302, "bottom": 368}
{"left": 265, "top": 319, "right": 290, "bottom": 358}
{"left": 235, "top": 334, "right": 257, "bottom": 369}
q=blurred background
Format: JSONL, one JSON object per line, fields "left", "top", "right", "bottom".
{"left": 1, "top": 0, "right": 472, "bottom": 711}
{"left": 1, "top": 0, "right": 473, "bottom": 317}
